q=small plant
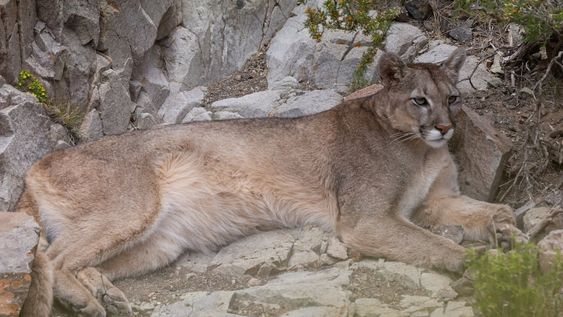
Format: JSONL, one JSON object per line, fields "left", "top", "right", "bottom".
{"left": 453, "top": 0, "right": 563, "bottom": 45}
{"left": 16, "top": 70, "right": 83, "bottom": 134}
{"left": 17, "top": 70, "right": 48, "bottom": 104}
{"left": 467, "top": 243, "right": 563, "bottom": 317}
{"left": 298, "top": 0, "right": 401, "bottom": 91}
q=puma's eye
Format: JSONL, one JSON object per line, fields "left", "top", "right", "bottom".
{"left": 448, "top": 96, "right": 459, "bottom": 104}
{"left": 412, "top": 97, "right": 428, "bottom": 106}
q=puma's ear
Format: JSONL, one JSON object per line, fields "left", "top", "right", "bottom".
{"left": 442, "top": 48, "right": 466, "bottom": 82}
{"left": 378, "top": 52, "right": 406, "bottom": 85}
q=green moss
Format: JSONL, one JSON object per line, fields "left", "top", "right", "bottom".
{"left": 467, "top": 243, "right": 563, "bottom": 317}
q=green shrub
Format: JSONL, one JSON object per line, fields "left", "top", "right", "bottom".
{"left": 298, "top": 0, "right": 400, "bottom": 91}
{"left": 16, "top": 70, "right": 48, "bottom": 104}
{"left": 467, "top": 243, "right": 563, "bottom": 317}
{"left": 16, "top": 70, "right": 83, "bottom": 133}
{"left": 453, "top": 0, "right": 563, "bottom": 45}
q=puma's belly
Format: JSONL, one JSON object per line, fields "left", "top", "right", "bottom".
{"left": 153, "top": 151, "right": 336, "bottom": 253}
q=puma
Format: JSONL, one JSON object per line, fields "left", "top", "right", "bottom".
{"left": 18, "top": 48, "right": 525, "bottom": 316}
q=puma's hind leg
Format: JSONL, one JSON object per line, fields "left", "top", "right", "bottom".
{"left": 76, "top": 232, "right": 188, "bottom": 315}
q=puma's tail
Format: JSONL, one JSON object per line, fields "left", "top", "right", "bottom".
{"left": 16, "top": 190, "right": 53, "bottom": 317}
{"left": 20, "top": 248, "right": 53, "bottom": 317}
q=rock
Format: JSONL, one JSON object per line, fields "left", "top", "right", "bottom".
{"left": 326, "top": 237, "right": 348, "bottom": 260}
{"left": 118, "top": 227, "right": 471, "bottom": 316}
{"left": 430, "top": 301, "right": 474, "bottom": 317}
{"left": 272, "top": 89, "right": 343, "bottom": 118}
{"left": 523, "top": 207, "right": 551, "bottom": 233}
{"left": 151, "top": 291, "right": 234, "bottom": 317}
{"left": 0, "top": 212, "right": 40, "bottom": 317}
{"left": 0, "top": 84, "right": 69, "bottom": 211}
{"left": 159, "top": 86, "right": 207, "bottom": 124}
{"left": 420, "top": 272, "right": 457, "bottom": 300}
{"left": 182, "top": 107, "right": 212, "bottom": 123}
{"left": 0, "top": 0, "right": 23, "bottom": 83}
{"left": 507, "top": 23, "right": 524, "bottom": 47}
{"left": 161, "top": 26, "right": 204, "bottom": 90}
{"left": 414, "top": 44, "right": 501, "bottom": 93}
{"left": 287, "top": 227, "right": 328, "bottom": 268}
{"left": 353, "top": 298, "right": 405, "bottom": 317}
{"left": 96, "top": 69, "right": 135, "bottom": 135}
{"left": 210, "top": 90, "right": 282, "bottom": 118}
{"left": 176, "top": 0, "right": 298, "bottom": 89}
{"left": 78, "top": 109, "right": 104, "bottom": 141}
{"left": 414, "top": 42, "right": 458, "bottom": 65}
{"left": 448, "top": 26, "right": 473, "bottom": 43}
{"left": 24, "top": 23, "right": 65, "bottom": 81}
{"left": 210, "top": 230, "right": 294, "bottom": 277}
{"left": 213, "top": 111, "right": 243, "bottom": 121}
{"left": 228, "top": 268, "right": 351, "bottom": 316}
{"left": 537, "top": 229, "right": 563, "bottom": 272}
{"left": 98, "top": 0, "right": 166, "bottom": 69}
{"left": 451, "top": 275, "right": 474, "bottom": 297}
{"left": 405, "top": 0, "right": 433, "bottom": 20}
{"left": 154, "top": 0, "right": 182, "bottom": 40}
{"left": 270, "top": 76, "right": 299, "bottom": 91}
{"left": 267, "top": 4, "right": 375, "bottom": 93}
{"left": 131, "top": 46, "right": 170, "bottom": 116}
{"left": 385, "top": 23, "right": 428, "bottom": 62}
{"left": 62, "top": 0, "right": 100, "bottom": 46}
{"left": 450, "top": 106, "right": 512, "bottom": 201}
{"left": 54, "top": 28, "right": 97, "bottom": 111}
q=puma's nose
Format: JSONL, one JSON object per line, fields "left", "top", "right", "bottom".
{"left": 435, "top": 124, "right": 452, "bottom": 135}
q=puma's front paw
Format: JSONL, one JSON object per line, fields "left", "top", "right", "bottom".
{"left": 490, "top": 205, "right": 528, "bottom": 248}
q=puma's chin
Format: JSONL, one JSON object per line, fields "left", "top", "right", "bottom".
{"left": 422, "top": 128, "right": 454, "bottom": 148}
{"left": 424, "top": 139, "right": 448, "bottom": 148}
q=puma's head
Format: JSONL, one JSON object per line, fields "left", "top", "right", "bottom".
{"left": 376, "top": 48, "right": 466, "bottom": 148}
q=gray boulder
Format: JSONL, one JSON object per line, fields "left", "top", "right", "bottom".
{"left": 450, "top": 106, "right": 512, "bottom": 201}
{"left": 267, "top": 3, "right": 375, "bottom": 93}
{"left": 210, "top": 90, "right": 283, "bottom": 118}
{"left": 272, "top": 89, "right": 343, "bottom": 118}
{"left": 414, "top": 42, "right": 501, "bottom": 93}
{"left": 159, "top": 86, "right": 207, "bottom": 125}
{"left": 175, "top": 0, "right": 297, "bottom": 90}
{"left": 182, "top": 107, "right": 212, "bottom": 123}
{"left": 0, "top": 84, "right": 69, "bottom": 211}
{"left": 385, "top": 23, "right": 428, "bottom": 62}
{"left": 95, "top": 69, "right": 136, "bottom": 135}
{"left": 0, "top": 0, "right": 36, "bottom": 83}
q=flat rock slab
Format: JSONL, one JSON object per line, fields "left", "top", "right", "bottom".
{"left": 73, "top": 227, "right": 474, "bottom": 317}
{"left": 0, "top": 212, "right": 40, "bottom": 317}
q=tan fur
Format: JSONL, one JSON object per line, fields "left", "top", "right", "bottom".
{"left": 18, "top": 49, "right": 525, "bottom": 316}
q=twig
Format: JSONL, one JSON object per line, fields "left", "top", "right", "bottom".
{"left": 533, "top": 50, "right": 563, "bottom": 94}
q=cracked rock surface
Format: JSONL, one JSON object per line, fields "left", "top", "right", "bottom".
{"left": 52, "top": 226, "right": 473, "bottom": 317}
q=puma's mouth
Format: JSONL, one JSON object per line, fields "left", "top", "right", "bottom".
{"left": 420, "top": 127, "right": 454, "bottom": 148}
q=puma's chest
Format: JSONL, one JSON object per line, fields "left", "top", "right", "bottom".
{"left": 397, "top": 151, "right": 451, "bottom": 218}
